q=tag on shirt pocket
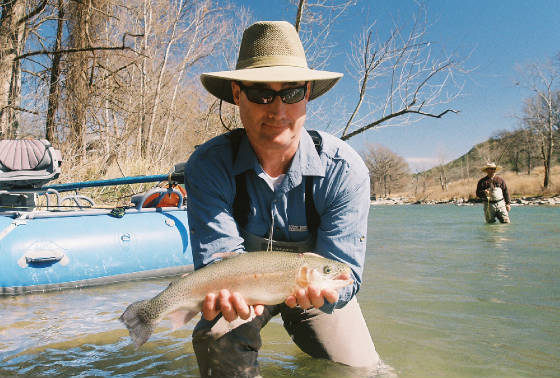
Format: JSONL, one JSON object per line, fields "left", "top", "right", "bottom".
{"left": 289, "top": 225, "right": 308, "bottom": 232}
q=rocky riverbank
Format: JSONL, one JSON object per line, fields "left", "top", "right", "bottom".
{"left": 371, "top": 196, "right": 560, "bottom": 206}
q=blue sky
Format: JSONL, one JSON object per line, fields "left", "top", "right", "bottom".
{"left": 235, "top": 0, "right": 560, "bottom": 171}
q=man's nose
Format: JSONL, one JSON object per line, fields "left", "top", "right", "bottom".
{"left": 266, "top": 95, "right": 288, "bottom": 117}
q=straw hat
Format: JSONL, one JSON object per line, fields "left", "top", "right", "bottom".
{"left": 200, "top": 21, "right": 343, "bottom": 104}
{"left": 481, "top": 162, "right": 502, "bottom": 172}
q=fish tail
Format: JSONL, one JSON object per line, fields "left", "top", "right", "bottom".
{"left": 119, "top": 300, "right": 156, "bottom": 349}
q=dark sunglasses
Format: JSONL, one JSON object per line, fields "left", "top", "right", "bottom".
{"left": 236, "top": 82, "right": 308, "bottom": 104}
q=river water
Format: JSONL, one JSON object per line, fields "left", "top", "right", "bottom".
{"left": 1, "top": 205, "right": 559, "bottom": 377}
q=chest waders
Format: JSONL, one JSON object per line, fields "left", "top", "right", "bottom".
{"left": 227, "top": 128, "right": 321, "bottom": 252}
{"left": 484, "top": 181, "right": 507, "bottom": 223}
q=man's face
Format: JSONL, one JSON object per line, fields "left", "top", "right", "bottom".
{"left": 231, "top": 81, "right": 309, "bottom": 154}
{"left": 486, "top": 168, "right": 496, "bottom": 178}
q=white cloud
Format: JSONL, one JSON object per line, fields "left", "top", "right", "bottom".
{"left": 405, "top": 157, "right": 440, "bottom": 172}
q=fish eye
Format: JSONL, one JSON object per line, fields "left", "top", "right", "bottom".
{"left": 323, "top": 265, "right": 332, "bottom": 274}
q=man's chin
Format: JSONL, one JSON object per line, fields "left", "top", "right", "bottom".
{"left": 261, "top": 127, "right": 298, "bottom": 143}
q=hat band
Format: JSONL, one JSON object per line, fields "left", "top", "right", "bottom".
{"left": 236, "top": 55, "right": 308, "bottom": 70}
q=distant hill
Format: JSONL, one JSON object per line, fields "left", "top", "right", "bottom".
{"left": 393, "top": 129, "right": 560, "bottom": 202}
{"left": 419, "top": 128, "right": 560, "bottom": 183}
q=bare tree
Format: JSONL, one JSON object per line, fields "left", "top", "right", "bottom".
{"left": 519, "top": 55, "right": 560, "bottom": 188}
{"left": 472, "top": 138, "right": 503, "bottom": 168}
{"left": 0, "top": 0, "right": 48, "bottom": 138}
{"left": 291, "top": 0, "right": 355, "bottom": 70}
{"left": 203, "top": 6, "right": 251, "bottom": 139}
{"left": 42, "top": 0, "right": 228, "bottom": 164}
{"left": 129, "top": 0, "right": 228, "bottom": 160}
{"left": 2, "top": 0, "right": 232, "bottom": 177}
{"left": 65, "top": 0, "right": 101, "bottom": 157}
{"left": 340, "top": 6, "right": 465, "bottom": 141}
{"left": 491, "top": 128, "right": 540, "bottom": 175}
{"left": 1, "top": 0, "right": 138, "bottom": 143}
{"left": 515, "top": 127, "right": 540, "bottom": 175}
{"left": 436, "top": 151, "right": 449, "bottom": 192}
{"left": 141, "top": 0, "right": 205, "bottom": 158}
{"left": 362, "top": 143, "right": 409, "bottom": 197}
{"left": 45, "top": 0, "right": 65, "bottom": 142}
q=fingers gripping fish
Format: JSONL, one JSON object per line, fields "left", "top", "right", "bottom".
{"left": 119, "top": 251, "right": 353, "bottom": 348}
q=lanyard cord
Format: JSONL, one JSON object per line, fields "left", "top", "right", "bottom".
{"left": 267, "top": 207, "right": 275, "bottom": 252}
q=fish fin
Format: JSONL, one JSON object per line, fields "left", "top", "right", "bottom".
{"left": 184, "top": 311, "right": 199, "bottom": 324}
{"left": 168, "top": 310, "right": 198, "bottom": 330}
{"left": 302, "top": 252, "right": 325, "bottom": 258}
{"left": 169, "top": 270, "right": 192, "bottom": 285}
{"left": 211, "top": 251, "right": 240, "bottom": 260}
{"left": 296, "top": 265, "right": 310, "bottom": 288}
{"left": 119, "top": 300, "right": 156, "bottom": 349}
{"left": 309, "top": 268, "right": 322, "bottom": 282}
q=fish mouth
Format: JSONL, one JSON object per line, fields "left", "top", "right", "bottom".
{"left": 334, "top": 272, "right": 352, "bottom": 282}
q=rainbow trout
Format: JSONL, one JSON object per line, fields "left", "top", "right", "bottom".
{"left": 120, "top": 251, "right": 352, "bottom": 348}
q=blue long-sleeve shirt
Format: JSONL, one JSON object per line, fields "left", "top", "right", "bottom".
{"left": 184, "top": 129, "right": 371, "bottom": 311}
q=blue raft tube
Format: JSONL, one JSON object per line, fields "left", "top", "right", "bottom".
{"left": 0, "top": 139, "right": 193, "bottom": 295}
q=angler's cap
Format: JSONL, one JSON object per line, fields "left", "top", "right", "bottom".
{"left": 481, "top": 162, "right": 501, "bottom": 172}
{"left": 200, "top": 21, "right": 343, "bottom": 104}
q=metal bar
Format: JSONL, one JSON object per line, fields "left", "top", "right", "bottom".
{"left": 43, "top": 173, "right": 184, "bottom": 192}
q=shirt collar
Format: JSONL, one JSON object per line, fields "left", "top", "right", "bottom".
{"left": 291, "top": 129, "right": 324, "bottom": 177}
{"left": 232, "top": 134, "right": 259, "bottom": 176}
{"left": 231, "top": 129, "right": 325, "bottom": 181}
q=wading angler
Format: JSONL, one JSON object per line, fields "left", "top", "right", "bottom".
{"left": 476, "top": 162, "right": 511, "bottom": 223}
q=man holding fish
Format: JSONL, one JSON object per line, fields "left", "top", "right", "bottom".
{"left": 122, "top": 20, "right": 382, "bottom": 377}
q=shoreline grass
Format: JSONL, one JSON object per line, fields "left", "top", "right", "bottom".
{"left": 392, "top": 166, "right": 560, "bottom": 203}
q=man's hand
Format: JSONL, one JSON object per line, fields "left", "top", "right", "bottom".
{"left": 201, "top": 289, "right": 264, "bottom": 322}
{"left": 506, "top": 204, "right": 511, "bottom": 212}
{"left": 201, "top": 285, "right": 339, "bottom": 321}
{"left": 284, "top": 285, "right": 339, "bottom": 310}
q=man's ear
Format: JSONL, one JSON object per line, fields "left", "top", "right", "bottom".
{"left": 231, "top": 81, "right": 241, "bottom": 105}
{"left": 306, "top": 81, "right": 312, "bottom": 100}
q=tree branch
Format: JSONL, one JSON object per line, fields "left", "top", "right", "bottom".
{"left": 17, "top": 0, "right": 49, "bottom": 25}
{"left": 1, "top": 105, "right": 39, "bottom": 115}
{"left": 341, "top": 108, "right": 459, "bottom": 141}
{"left": 14, "top": 33, "right": 144, "bottom": 60}
{"left": 295, "top": 0, "right": 306, "bottom": 32}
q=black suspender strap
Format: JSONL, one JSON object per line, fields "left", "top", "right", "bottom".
{"left": 305, "top": 130, "right": 321, "bottom": 235}
{"left": 233, "top": 173, "right": 250, "bottom": 229}
{"left": 228, "top": 129, "right": 322, "bottom": 234}
{"left": 307, "top": 129, "right": 322, "bottom": 151}
{"left": 305, "top": 175, "right": 319, "bottom": 235}
{"left": 227, "top": 128, "right": 246, "bottom": 162}
{"left": 227, "top": 129, "right": 250, "bottom": 228}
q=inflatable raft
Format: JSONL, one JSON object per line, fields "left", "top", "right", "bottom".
{"left": 0, "top": 139, "right": 193, "bottom": 295}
